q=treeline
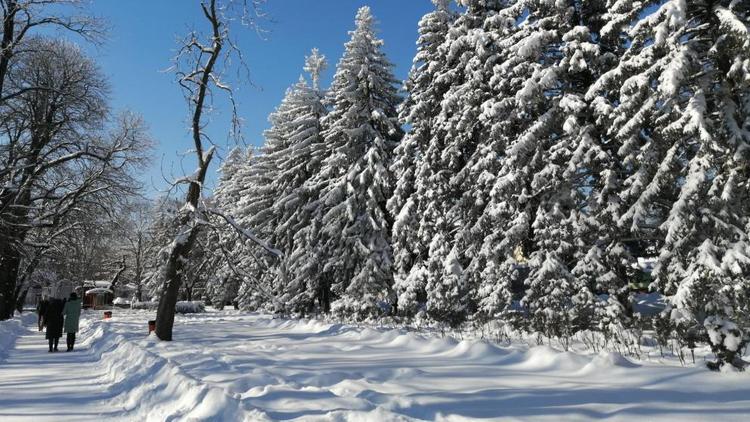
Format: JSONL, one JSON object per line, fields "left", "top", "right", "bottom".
{"left": 0, "top": 1, "right": 150, "bottom": 320}
{"left": 210, "top": 1, "right": 750, "bottom": 369}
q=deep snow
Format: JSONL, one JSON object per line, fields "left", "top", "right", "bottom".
{"left": 0, "top": 309, "right": 749, "bottom": 421}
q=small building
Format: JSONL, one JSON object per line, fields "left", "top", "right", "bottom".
{"left": 82, "top": 280, "right": 114, "bottom": 309}
{"left": 81, "top": 280, "right": 138, "bottom": 309}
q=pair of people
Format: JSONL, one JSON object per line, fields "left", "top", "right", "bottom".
{"left": 41, "top": 292, "right": 82, "bottom": 352}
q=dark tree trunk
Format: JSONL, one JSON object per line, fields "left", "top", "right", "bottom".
{"left": 0, "top": 0, "right": 17, "bottom": 102}
{"left": 15, "top": 287, "right": 28, "bottom": 313}
{"left": 108, "top": 258, "right": 127, "bottom": 291}
{"left": 318, "top": 277, "right": 331, "bottom": 313}
{"left": 155, "top": 225, "right": 199, "bottom": 341}
{"left": 154, "top": 0, "right": 222, "bottom": 341}
{"left": 0, "top": 243, "right": 22, "bottom": 320}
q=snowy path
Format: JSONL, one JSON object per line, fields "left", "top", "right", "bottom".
{"left": 1, "top": 310, "right": 749, "bottom": 421}
{"left": 0, "top": 314, "right": 118, "bottom": 421}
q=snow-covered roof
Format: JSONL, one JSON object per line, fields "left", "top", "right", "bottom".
{"left": 82, "top": 280, "right": 110, "bottom": 288}
{"left": 85, "top": 287, "right": 113, "bottom": 295}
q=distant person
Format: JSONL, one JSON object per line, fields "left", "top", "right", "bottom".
{"left": 36, "top": 296, "right": 49, "bottom": 332}
{"left": 45, "top": 298, "right": 65, "bottom": 352}
{"left": 63, "top": 292, "right": 83, "bottom": 352}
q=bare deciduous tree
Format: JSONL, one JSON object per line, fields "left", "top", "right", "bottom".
{"left": 154, "top": 0, "right": 273, "bottom": 340}
{"left": 0, "top": 38, "right": 149, "bottom": 319}
{"left": 0, "top": 0, "right": 105, "bottom": 104}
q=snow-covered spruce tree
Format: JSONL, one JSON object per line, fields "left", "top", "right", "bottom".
{"left": 592, "top": 0, "right": 750, "bottom": 369}
{"left": 205, "top": 148, "right": 245, "bottom": 308}
{"left": 214, "top": 147, "right": 245, "bottom": 219}
{"left": 228, "top": 64, "right": 332, "bottom": 313}
{"left": 468, "top": 0, "right": 557, "bottom": 326}
{"left": 530, "top": 1, "right": 633, "bottom": 335}
{"left": 311, "top": 7, "right": 403, "bottom": 320}
{"left": 225, "top": 148, "right": 278, "bottom": 312}
{"left": 388, "top": 0, "right": 456, "bottom": 318}
{"left": 466, "top": 1, "right": 609, "bottom": 332}
{"left": 414, "top": 0, "right": 517, "bottom": 328}
{"left": 270, "top": 51, "right": 329, "bottom": 314}
{"left": 210, "top": 145, "right": 280, "bottom": 312}
{"left": 210, "top": 56, "right": 331, "bottom": 317}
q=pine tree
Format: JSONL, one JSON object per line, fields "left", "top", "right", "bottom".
{"left": 457, "top": 0, "right": 571, "bottom": 326}
{"left": 212, "top": 147, "right": 278, "bottom": 311}
{"left": 311, "top": 7, "right": 403, "bottom": 320}
{"left": 389, "top": 0, "right": 456, "bottom": 317}
{"left": 594, "top": 0, "right": 750, "bottom": 369}
{"left": 214, "top": 147, "right": 245, "bottom": 219}
{"left": 215, "top": 52, "right": 330, "bottom": 314}
{"left": 206, "top": 147, "right": 246, "bottom": 307}
{"left": 416, "top": 0, "right": 517, "bottom": 327}
{"left": 272, "top": 50, "right": 329, "bottom": 314}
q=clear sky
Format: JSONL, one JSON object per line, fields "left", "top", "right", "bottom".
{"left": 79, "top": 0, "right": 435, "bottom": 196}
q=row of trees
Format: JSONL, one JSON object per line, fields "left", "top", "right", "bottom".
{"left": 0, "top": 0, "right": 274, "bottom": 342}
{"left": 211, "top": 1, "right": 749, "bottom": 369}
{"left": 0, "top": 0, "right": 268, "bottom": 341}
{"left": 1, "top": 0, "right": 746, "bottom": 369}
{"left": 213, "top": 6, "right": 402, "bottom": 319}
{"left": 0, "top": 0, "right": 150, "bottom": 319}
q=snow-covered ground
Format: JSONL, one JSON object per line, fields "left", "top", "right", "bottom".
{"left": 1, "top": 309, "right": 749, "bottom": 421}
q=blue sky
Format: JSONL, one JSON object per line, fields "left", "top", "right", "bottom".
{"left": 78, "top": 1, "right": 435, "bottom": 196}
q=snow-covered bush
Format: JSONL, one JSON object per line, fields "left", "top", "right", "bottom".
{"left": 175, "top": 301, "right": 206, "bottom": 314}
{"left": 131, "top": 301, "right": 159, "bottom": 310}
{"left": 704, "top": 316, "right": 748, "bottom": 371}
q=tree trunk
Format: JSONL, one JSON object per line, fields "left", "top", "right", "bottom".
{"left": 318, "top": 277, "right": 331, "bottom": 313}
{"left": 0, "top": 243, "right": 22, "bottom": 320}
{"left": 108, "top": 258, "right": 127, "bottom": 291}
{"left": 0, "top": 1, "right": 17, "bottom": 102}
{"left": 15, "top": 287, "right": 28, "bottom": 313}
{"left": 155, "top": 225, "right": 199, "bottom": 341}
{"left": 155, "top": 0, "right": 226, "bottom": 341}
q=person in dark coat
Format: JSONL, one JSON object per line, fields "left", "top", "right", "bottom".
{"left": 36, "top": 296, "right": 49, "bottom": 332}
{"left": 63, "top": 292, "right": 82, "bottom": 351}
{"left": 45, "top": 298, "right": 65, "bottom": 352}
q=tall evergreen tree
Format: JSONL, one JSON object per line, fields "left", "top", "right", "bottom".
{"left": 389, "top": 0, "right": 456, "bottom": 317}
{"left": 310, "top": 7, "right": 403, "bottom": 320}
{"left": 472, "top": 0, "right": 614, "bottom": 331}
{"left": 272, "top": 51, "right": 329, "bottom": 313}
{"left": 593, "top": 0, "right": 750, "bottom": 368}
{"left": 415, "top": 0, "right": 515, "bottom": 327}
{"left": 215, "top": 52, "right": 330, "bottom": 314}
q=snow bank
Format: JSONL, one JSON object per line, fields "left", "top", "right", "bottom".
{"left": 76, "top": 318, "right": 270, "bottom": 421}
{"left": 580, "top": 351, "right": 639, "bottom": 374}
{"left": 0, "top": 313, "right": 33, "bottom": 361}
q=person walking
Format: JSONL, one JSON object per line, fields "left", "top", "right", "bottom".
{"left": 45, "top": 298, "right": 65, "bottom": 352}
{"left": 36, "top": 296, "right": 49, "bottom": 332}
{"left": 63, "top": 292, "right": 83, "bottom": 352}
